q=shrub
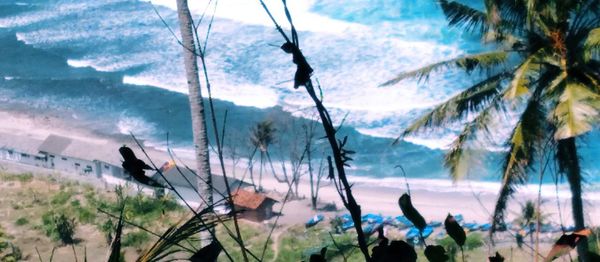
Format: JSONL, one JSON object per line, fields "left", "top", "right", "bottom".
{"left": 0, "top": 225, "right": 22, "bottom": 262}
{"left": 70, "top": 199, "right": 81, "bottom": 207}
{"left": 0, "top": 240, "right": 22, "bottom": 262}
{"left": 41, "top": 211, "right": 76, "bottom": 244}
{"left": 14, "top": 217, "right": 28, "bottom": 226}
{"left": 54, "top": 213, "right": 76, "bottom": 244}
{"left": 75, "top": 206, "right": 96, "bottom": 224}
{"left": 100, "top": 219, "right": 115, "bottom": 245}
{"left": 50, "top": 190, "right": 73, "bottom": 205}
{"left": 122, "top": 231, "right": 151, "bottom": 250}
{"left": 0, "top": 172, "right": 33, "bottom": 183}
{"left": 464, "top": 233, "right": 484, "bottom": 251}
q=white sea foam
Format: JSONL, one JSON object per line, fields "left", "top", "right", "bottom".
{"left": 15, "top": 32, "right": 26, "bottom": 43}
{"left": 10, "top": 0, "right": 515, "bottom": 152}
{"left": 123, "top": 74, "right": 279, "bottom": 109}
{"left": 146, "top": 0, "right": 365, "bottom": 34}
{"left": 117, "top": 114, "right": 157, "bottom": 138}
{"left": 67, "top": 59, "right": 94, "bottom": 68}
{"left": 122, "top": 75, "right": 177, "bottom": 91}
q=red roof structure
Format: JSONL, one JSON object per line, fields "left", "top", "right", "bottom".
{"left": 232, "top": 189, "right": 277, "bottom": 210}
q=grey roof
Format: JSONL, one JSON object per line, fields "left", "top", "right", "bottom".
{"left": 38, "top": 135, "right": 72, "bottom": 155}
{"left": 151, "top": 164, "right": 251, "bottom": 194}
{"left": 0, "top": 133, "right": 43, "bottom": 155}
{"left": 35, "top": 134, "right": 127, "bottom": 166}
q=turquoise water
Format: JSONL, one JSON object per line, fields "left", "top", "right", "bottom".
{"left": 0, "top": 0, "right": 598, "bottom": 183}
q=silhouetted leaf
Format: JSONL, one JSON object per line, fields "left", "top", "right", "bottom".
{"left": 588, "top": 252, "right": 600, "bottom": 261}
{"left": 189, "top": 241, "right": 221, "bottom": 262}
{"left": 308, "top": 247, "right": 327, "bottom": 262}
{"left": 106, "top": 208, "right": 124, "bottom": 262}
{"left": 398, "top": 194, "right": 427, "bottom": 231}
{"left": 119, "top": 146, "right": 164, "bottom": 188}
{"left": 424, "top": 245, "right": 449, "bottom": 262}
{"left": 544, "top": 229, "right": 591, "bottom": 262}
{"left": 488, "top": 252, "right": 504, "bottom": 262}
{"left": 444, "top": 214, "right": 466, "bottom": 247}
{"left": 371, "top": 240, "right": 416, "bottom": 262}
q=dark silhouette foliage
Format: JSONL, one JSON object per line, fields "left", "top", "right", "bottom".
{"left": 424, "top": 245, "right": 449, "bottom": 262}
{"left": 488, "top": 252, "right": 504, "bottom": 262}
{"left": 444, "top": 214, "right": 466, "bottom": 247}
{"left": 119, "top": 146, "right": 164, "bottom": 188}
{"left": 280, "top": 42, "right": 313, "bottom": 89}
{"left": 189, "top": 241, "right": 222, "bottom": 262}
{"left": 545, "top": 229, "right": 592, "bottom": 261}
{"left": 398, "top": 194, "right": 427, "bottom": 231}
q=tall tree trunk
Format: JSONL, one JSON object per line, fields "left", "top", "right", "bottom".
{"left": 307, "top": 136, "right": 317, "bottom": 209}
{"left": 558, "top": 137, "right": 588, "bottom": 261}
{"left": 247, "top": 146, "right": 258, "bottom": 191}
{"left": 259, "top": 151, "right": 264, "bottom": 191}
{"left": 175, "top": 0, "right": 213, "bottom": 219}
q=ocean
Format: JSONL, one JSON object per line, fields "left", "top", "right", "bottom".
{"left": 0, "top": 0, "right": 599, "bottom": 191}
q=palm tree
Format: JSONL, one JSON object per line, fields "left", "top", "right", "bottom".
{"left": 248, "top": 120, "right": 277, "bottom": 191}
{"left": 383, "top": 0, "right": 599, "bottom": 260}
{"left": 175, "top": 0, "right": 213, "bottom": 220}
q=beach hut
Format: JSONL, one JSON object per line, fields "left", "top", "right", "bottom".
{"left": 232, "top": 189, "right": 278, "bottom": 222}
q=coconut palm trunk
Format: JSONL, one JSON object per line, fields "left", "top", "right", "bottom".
{"left": 558, "top": 137, "right": 588, "bottom": 261}
{"left": 175, "top": 0, "right": 213, "bottom": 215}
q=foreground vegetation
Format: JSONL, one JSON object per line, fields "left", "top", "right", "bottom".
{"left": 0, "top": 171, "right": 186, "bottom": 260}
{"left": 5, "top": 170, "right": 600, "bottom": 261}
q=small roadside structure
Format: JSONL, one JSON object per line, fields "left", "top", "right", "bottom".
{"left": 152, "top": 161, "right": 252, "bottom": 206}
{"left": 232, "top": 189, "right": 278, "bottom": 222}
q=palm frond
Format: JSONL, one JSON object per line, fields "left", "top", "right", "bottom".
{"left": 403, "top": 72, "right": 509, "bottom": 136}
{"left": 552, "top": 80, "right": 600, "bottom": 140}
{"left": 381, "top": 51, "right": 509, "bottom": 86}
{"left": 484, "top": 0, "right": 501, "bottom": 25}
{"left": 137, "top": 207, "right": 221, "bottom": 262}
{"left": 443, "top": 93, "right": 506, "bottom": 180}
{"left": 504, "top": 53, "right": 540, "bottom": 99}
{"left": 492, "top": 98, "right": 546, "bottom": 233}
{"left": 495, "top": 0, "right": 528, "bottom": 31}
{"left": 439, "top": 0, "right": 488, "bottom": 32}
{"left": 584, "top": 27, "right": 600, "bottom": 61}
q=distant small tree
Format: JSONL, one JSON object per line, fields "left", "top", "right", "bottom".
{"left": 54, "top": 213, "right": 76, "bottom": 245}
{"left": 304, "top": 119, "right": 327, "bottom": 210}
{"left": 249, "top": 120, "right": 277, "bottom": 191}
{"left": 515, "top": 199, "right": 547, "bottom": 260}
{"left": 224, "top": 134, "right": 244, "bottom": 179}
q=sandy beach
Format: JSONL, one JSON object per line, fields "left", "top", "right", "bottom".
{"left": 1, "top": 108, "right": 599, "bottom": 230}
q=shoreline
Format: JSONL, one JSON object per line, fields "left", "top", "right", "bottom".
{"left": 1, "top": 108, "right": 599, "bottom": 227}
